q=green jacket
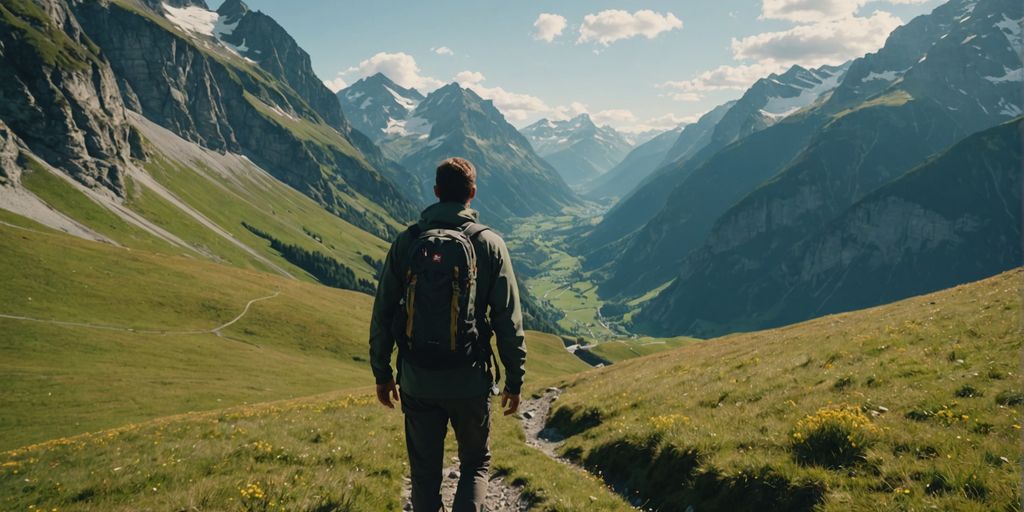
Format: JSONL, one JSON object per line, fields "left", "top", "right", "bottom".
{"left": 368, "top": 201, "right": 527, "bottom": 398}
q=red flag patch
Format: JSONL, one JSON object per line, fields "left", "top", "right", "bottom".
{"left": 432, "top": 253, "right": 443, "bottom": 263}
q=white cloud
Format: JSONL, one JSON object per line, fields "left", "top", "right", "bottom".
{"left": 323, "top": 76, "right": 348, "bottom": 93}
{"left": 432, "top": 46, "right": 454, "bottom": 56}
{"left": 761, "top": 0, "right": 867, "bottom": 22}
{"left": 732, "top": 10, "right": 902, "bottom": 67}
{"left": 550, "top": 101, "right": 590, "bottom": 120}
{"left": 658, "top": 62, "right": 789, "bottom": 99}
{"left": 533, "top": 13, "right": 567, "bottom": 42}
{"left": 591, "top": 109, "right": 637, "bottom": 126}
{"left": 454, "top": 71, "right": 550, "bottom": 122}
{"left": 578, "top": 9, "right": 683, "bottom": 46}
{"left": 760, "top": 0, "right": 925, "bottom": 22}
{"left": 339, "top": 52, "right": 444, "bottom": 92}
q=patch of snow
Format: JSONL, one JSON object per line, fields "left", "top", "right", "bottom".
{"left": 426, "top": 134, "right": 448, "bottom": 149}
{"left": 404, "top": 117, "right": 432, "bottom": 137}
{"left": 997, "top": 98, "right": 1023, "bottom": 117}
{"left": 345, "top": 90, "right": 365, "bottom": 101}
{"left": 360, "top": 97, "right": 374, "bottom": 109}
{"left": 959, "top": 15, "right": 971, "bottom": 24}
{"left": 761, "top": 69, "right": 842, "bottom": 114}
{"left": 760, "top": 107, "right": 799, "bottom": 122}
{"left": 918, "top": 54, "right": 928, "bottom": 63}
{"left": 862, "top": 69, "right": 906, "bottom": 83}
{"left": 162, "top": 3, "right": 217, "bottom": 36}
{"left": 994, "top": 15, "right": 1024, "bottom": 55}
{"left": 984, "top": 66, "right": 1024, "bottom": 84}
{"left": 383, "top": 86, "right": 419, "bottom": 111}
{"left": 961, "top": 35, "right": 977, "bottom": 44}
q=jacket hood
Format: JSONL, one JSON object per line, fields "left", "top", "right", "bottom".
{"left": 417, "top": 201, "right": 480, "bottom": 229}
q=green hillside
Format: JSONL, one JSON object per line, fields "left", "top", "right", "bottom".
{"left": 0, "top": 210, "right": 588, "bottom": 450}
{"left": 545, "top": 268, "right": 1022, "bottom": 510}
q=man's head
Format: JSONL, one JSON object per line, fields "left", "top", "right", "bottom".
{"left": 434, "top": 157, "right": 477, "bottom": 205}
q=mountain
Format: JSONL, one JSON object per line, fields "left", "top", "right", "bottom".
{"left": 578, "top": 63, "right": 848, "bottom": 266}
{"left": 337, "top": 72, "right": 426, "bottom": 146}
{"left": 520, "top": 114, "right": 634, "bottom": 187}
{"left": 581, "top": 125, "right": 683, "bottom": 202}
{"left": 636, "top": 117, "right": 1022, "bottom": 336}
{"left": 659, "top": 101, "right": 736, "bottom": 167}
{"left": 632, "top": 0, "right": 1023, "bottom": 335}
{"left": 576, "top": 102, "right": 735, "bottom": 258}
{"left": 42, "top": 0, "right": 418, "bottom": 240}
{"left": 394, "top": 83, "right": 578, "bottom": 226}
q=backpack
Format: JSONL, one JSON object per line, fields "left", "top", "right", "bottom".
{"left": 392, "top": 222, "right": 493, "bottom": 370}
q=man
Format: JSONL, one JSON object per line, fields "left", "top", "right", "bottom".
{"left": 369, "top": 157, "right": 527, "bottom": 512}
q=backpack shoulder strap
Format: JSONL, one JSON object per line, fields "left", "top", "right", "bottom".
{"left": 407, "top": 223, "right": 422, "bottom": 237}
{"left": 462, "top": 222, "right": 490, "bottom": 239}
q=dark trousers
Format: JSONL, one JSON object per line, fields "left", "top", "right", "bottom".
{"left": 401, "top": 391, "right": 491, "bottom": 512}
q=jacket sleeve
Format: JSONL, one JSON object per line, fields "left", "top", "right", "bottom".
{"left": 487, "top": 235, "right": 527, "bottom": 395}
{"left": 368, "top": 236, "right": 404, "bottom": 385}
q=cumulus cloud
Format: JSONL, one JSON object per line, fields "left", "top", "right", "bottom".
{"left": 339, "top": 52, "right": 444, "bottom": 92}
{"left": 732, "top": 10, "right": 902, "bottom": 67}
{"left": 432, "top": 46, "right": 454, "bottom": 56}
{"left": 658, "top": 62, "right": 789, "bottom": 100}
{"left": 578, "top": 9, "right": 683, "bottom": 46}
{"left": 761, "top": 0, "right": 925, "bottom": 22}
{"left": 454, "top": 71, "right": 550, "bottom": 122}
{"left": 323, "top": 76, "right": 348, "bottom": 93}
{"left": 550, "top": 101, "right": 590, "bottom": 120}
{"left": 533, "top": 13, "right": 567, "bottom": 42}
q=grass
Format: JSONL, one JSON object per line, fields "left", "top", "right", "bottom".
{"left": 544, "top": 268, "right": 1023, "bottom": 511}
{"left": 0, "top": 208, "right": 591, "bottom": 450}
{"left": 588, "top": 336, "right": 696, "bottom": 363}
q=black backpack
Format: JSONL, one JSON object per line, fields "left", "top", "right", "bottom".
{"left": 393, "top": 222, "right": 493, "bottom": 370}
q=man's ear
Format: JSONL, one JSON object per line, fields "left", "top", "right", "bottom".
{"left": 468, "top": 185, "right": 477, "bottom": 200}
{"left": 434, "top": 185, "right": 441, "bottom": 199}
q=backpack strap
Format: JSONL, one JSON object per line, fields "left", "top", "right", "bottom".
{"left": 462, "top": 222, "right": 489, "bottom": 239}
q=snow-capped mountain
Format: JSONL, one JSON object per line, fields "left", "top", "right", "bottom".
{"left": 390, "top": 83, "right": 577, "bottom": 225}
{"left": 705, "top": 62, "right": 849, "bottom": 153}
{"left": 337, "top": 73, "right": 427, "bottom": 144}
{"left": 520, "top": 114, "right": 634, "bottom": 187}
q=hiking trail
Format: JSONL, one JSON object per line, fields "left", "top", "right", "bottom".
{"left": 399, "top": 458, "right": 529, "bottom": 511}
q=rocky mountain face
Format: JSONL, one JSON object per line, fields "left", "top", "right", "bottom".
{"left": 337, "top": 72, "right": 426, "bottom": 145}
{"left": 637, "top": 118, "right": 1022, "bottom": 335}
{"left": 0, "top": 0, "right": 136, "bottom": 194}
{"left": 632, "top": 0, "right": 1023, "bottom": 335}
{"left": 64, "top": 0, "right": 417, "bottom": 238}
{"left": 582, "top": 125, "right": 682, "bottom": 202}
{"left": 395, "top": 83, "right": 577, "bottom": 227}
{"left": 520, "top": 114, "right": 634, "bottom": 187}
{"left": 579, "top": 64, "right": 849, "bottom": 271}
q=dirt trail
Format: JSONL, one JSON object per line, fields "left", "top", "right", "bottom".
{"left": 399, "top": 457, "right": 529, "bottom": 511}
{"left": 0, "top": 291, "right": 279, "bottom": 337}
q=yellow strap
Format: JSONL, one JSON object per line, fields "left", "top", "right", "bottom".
{"left": 405, "top": 275, "right": 417, "bottom": 338}
{"left": 450, "top": 267, "right": 460, "bottom": 351}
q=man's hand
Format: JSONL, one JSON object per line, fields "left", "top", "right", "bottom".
{"left": 376, "top": 380, "right": 399, "bottom": 409}
{"left": 500, "top": 390, "right": 520, "bottom": 416}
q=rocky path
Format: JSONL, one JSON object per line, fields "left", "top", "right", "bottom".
{"left": 400, "top": 457, "right": 529, "bottom": 511}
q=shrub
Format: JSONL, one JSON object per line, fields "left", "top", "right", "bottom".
{"left": 954, "top": 384, "right": 982, "bottom": 398}
{"left": 791, "top": 406, "right": 879, "bottom": 469}
{"left": 995, "top": 389, "right": 1024, "bottom": 406}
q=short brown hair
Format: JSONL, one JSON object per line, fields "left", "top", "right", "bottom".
{"left": 435, "top": 157, "right": 476, "bottom": 203}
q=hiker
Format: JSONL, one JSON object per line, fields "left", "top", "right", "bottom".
{"left": 369, "top": 157, "right": 527, "bottom": 512}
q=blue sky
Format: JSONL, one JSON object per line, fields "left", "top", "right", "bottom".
{"left": 210, "top": 0, "right": 943, "bottom": 131}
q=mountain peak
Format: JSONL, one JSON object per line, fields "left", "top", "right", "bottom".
{"left": 216, "top": 0, "right": 249, "bottom": 19}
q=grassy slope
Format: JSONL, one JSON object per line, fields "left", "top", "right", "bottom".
{"left": 0, "top": 210, "right": 590, "bottom": 449}
{"left": 546, "top": 268, "right": 1023, "bottom": 511}
{"left": 588, "top": 336, "right": 695, "bottom": 363}
{"left": 0, "top": 209, "right": 626, "bottom": 510}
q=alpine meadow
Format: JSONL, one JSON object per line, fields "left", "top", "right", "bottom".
{"left": 0, "top": 0, "right": 1020, "bottom": 510}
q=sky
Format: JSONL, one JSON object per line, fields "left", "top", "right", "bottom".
{"left": 210, "top": 0, "right": 943, "bottom": 132}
